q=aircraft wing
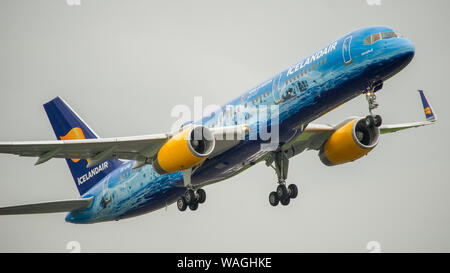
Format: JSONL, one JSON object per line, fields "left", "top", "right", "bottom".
{"left": 379, "top": 90, "right": 437, "bottom": 134}
{"left": 0, "top": 197, "right": 94, "bottom": 215}
{"left": 282, "top": 90, "right": 436, "bottom": 158}
{"left": 0, "top": 125, "right": 248, "bottom": 167}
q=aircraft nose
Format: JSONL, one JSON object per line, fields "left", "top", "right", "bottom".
{"left": 387, "top": 37, "right": 415, "bottom": 70}
{"left": 397, "top": 38, "right": 415, "bottom": 65}
{"left": 403, "top": 38, "right": 415, "bottom": 59}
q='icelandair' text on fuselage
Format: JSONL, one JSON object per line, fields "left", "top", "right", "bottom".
{"left": 287, "top": 41, "right": 338, "bottom": 76}
{"left": 77, "top": 162, "right": 109, "bottom": 185}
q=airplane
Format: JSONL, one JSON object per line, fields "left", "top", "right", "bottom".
{"left": 0, "top": 25, "right": 437, "bottom": 224}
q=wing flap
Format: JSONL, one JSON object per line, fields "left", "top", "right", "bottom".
{"left": 0, "top": 197, "right": 94, "bottom": 215}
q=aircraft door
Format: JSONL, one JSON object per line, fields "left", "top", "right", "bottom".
{"left": 343, "top": 36, "right": 353, "bottom": 66}
{"left": 101, "top": 178, "right": 112, "bottom": 208}
{"left": 272, "top": 73, "right": 283, "bottom": 105}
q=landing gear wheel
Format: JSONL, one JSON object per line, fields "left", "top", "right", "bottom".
{"left": 277, "top": 184, "right": 289, "bottom": 200}
{"left": 269, "top": 191, "right": 279, "bottom": 206}
{"left": 177, "top": 197, "right": 187, "bottom": 212}
{"left": 188, "top": 201, "right": 199, "bottom": 211}
{"left": 197, "top": 188, "right": 206, "bottom": 204}
{"left": 280, "top": 197, "right": 291, "bottom": 206}
{"left": 374, "top": 115, "right": 382, "bottom": 127}
{"left": 267, "top": 151, "right": 297, "bottom": 208}
{"left": 365, "top": 115, "right": 375, "bottom": 127}
{"left": 184, "top": 189, "right": 195, "bottom": 205}
{"left": 288, "top": 184, "right": 298, "bottom": 199}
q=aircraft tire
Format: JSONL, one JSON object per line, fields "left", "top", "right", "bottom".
{"left": 277, "top": 184, "right": 289, "bottom": 200}
{"left": 197, "top": 189, "right": 206, "bottom": 204}
{"left": 189, "top": 201, "right": 199, "bottom": 211}
{"left": 280, "top": 196, "right": 291, "bottom": 206}
{"left": 374, "top": 115, "right": 382, "bottom": 127}
{"left": 288, "top": 184, "right": 298, "bottom": 199}
{"left": 177, "top": 197, "right": 187, "bottom": 212}
{"left": 365, "top": 115, "right": 375, "bottom": 127}
{"left": 269, "top": 191, "right": 279, "bottom": 206}
{"left": 184, "top": 189, "right": 196, "bottom": 205}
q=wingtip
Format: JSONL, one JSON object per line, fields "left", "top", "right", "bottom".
{"left": 418, "top": 90, "right": 437, "bottom": 123}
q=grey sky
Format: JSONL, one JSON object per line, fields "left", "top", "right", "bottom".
{"left": 0, "top": 0, "right": 448, "bottom": 252}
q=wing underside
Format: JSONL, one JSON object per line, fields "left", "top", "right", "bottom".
{"left": 0, "top": 125, "right": 249, "bottom": 166}
{"left": 281, "top": 90, "right": 436, "bottom": 159}
{"left": 0, "top": 197, "right": 94, "bottom": 215}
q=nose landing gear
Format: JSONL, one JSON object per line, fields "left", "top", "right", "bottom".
{"left": 364, "top": 82, "right": 383, "bottom": 128}
{"left": 267, "top": 151, "right": 298, "bottom": 207}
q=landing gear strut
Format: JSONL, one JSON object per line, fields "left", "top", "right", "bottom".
{"left": 363, "top": 82, "right": 383, "bottom": 128}
{"left": 267, "top": 151, "right": 298, "bottom": 207}
{"left": 177, "top": 168, "right": 207, "bottom": 212}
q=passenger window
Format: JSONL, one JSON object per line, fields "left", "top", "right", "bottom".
{"left": 320, "top": 59, "right": 323, "bottom": 66}
{"left": 324, "top": 57, "right": 327, "bottom": 64}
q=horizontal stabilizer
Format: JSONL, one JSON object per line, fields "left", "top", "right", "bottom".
{"left": 0, "top": 197, "right": 93, "bottom": 215}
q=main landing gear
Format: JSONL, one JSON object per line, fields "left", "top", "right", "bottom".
{"left": 363, "top": 81, "right": 383, "bottom": 128}
{"left": 177, "top": 188, "right": 206, "bottom": 212}
{"left": 267, "top": 151, "right": 298, "bottom": 207}
{"left": 177, "top": 168, "right": 207, "bottom": 212}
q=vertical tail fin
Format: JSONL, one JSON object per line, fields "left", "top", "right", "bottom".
{"left": 43, "top": 97, "right": 122, "bottom": 196}
{"left": 418, "top": 90, "right": 437, "bottom": 122}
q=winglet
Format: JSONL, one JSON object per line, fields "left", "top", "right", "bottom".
{"left": 418, "top": 90, "right": 437, "bottom": 122}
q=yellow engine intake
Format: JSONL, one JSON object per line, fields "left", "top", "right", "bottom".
{"left": 153, "top": 126, "right": 215, "bottom": 174}
{"left": 319, "top": 118, "right": 380, "bottom": 166}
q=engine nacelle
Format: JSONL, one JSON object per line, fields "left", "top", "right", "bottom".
{"left": 319, "top": 118, "right": 380, "bottom": 166}
{"left": 153, "top": 126, "right": 215, "bottom": 174}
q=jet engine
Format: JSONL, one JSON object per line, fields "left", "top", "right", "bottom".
{"left": 319, "top": 118, "right": 380, "bottom": 166}
{"left": 153, "top": 126, "right": 215, "bottom": 174}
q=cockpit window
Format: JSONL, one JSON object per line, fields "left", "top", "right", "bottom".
{"left": 372, "top": 33, "right": 382, "bottom": 43}
{"left": 364, "top": 31, "right": 400, "bottom": 45}
{"left": 382, "top": 31, "right": 398, "bottom": 39}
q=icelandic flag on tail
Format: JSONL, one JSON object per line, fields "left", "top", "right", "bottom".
{"left": 418, "top": 90, "right": 436, "bottom": 122}
{"left": 43, "top": 97, "right": 122, "bottom": 195}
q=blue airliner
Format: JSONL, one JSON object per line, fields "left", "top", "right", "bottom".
{"left": 0, "top": 26, "right": 436, "bottom": 224}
